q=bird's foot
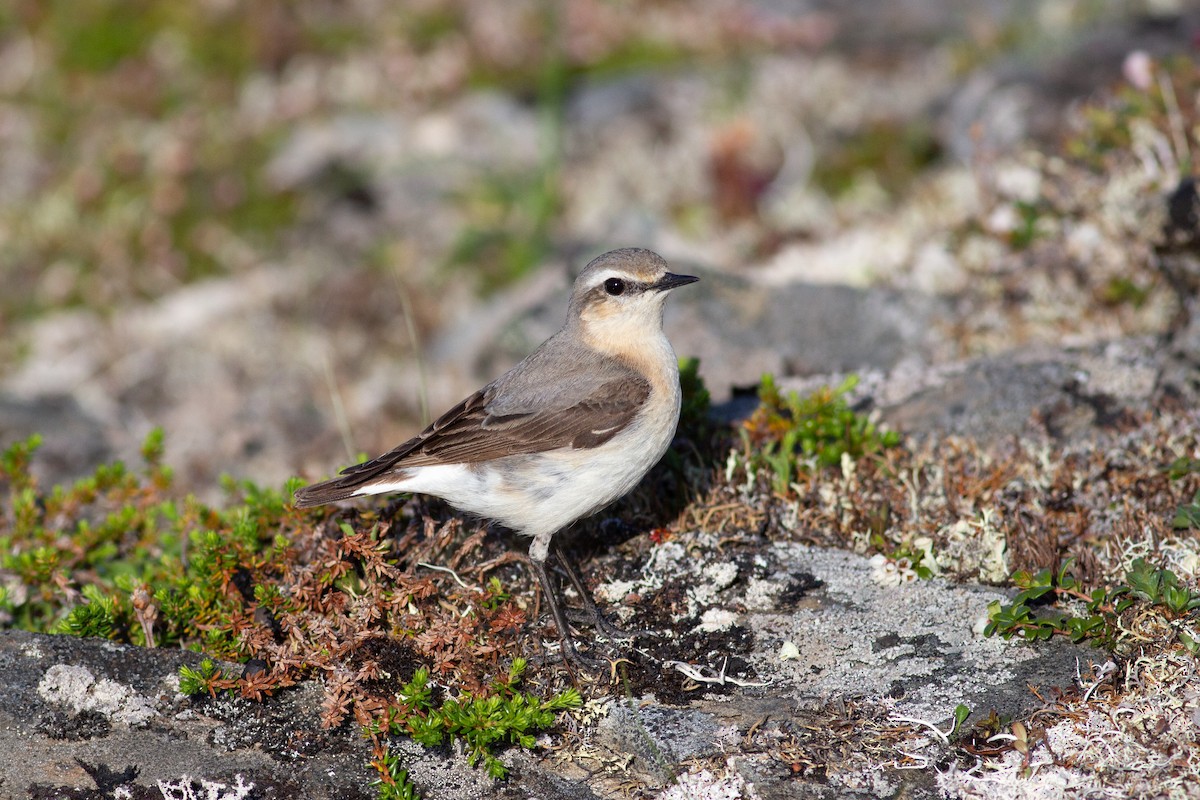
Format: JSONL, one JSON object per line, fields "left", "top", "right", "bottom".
{"left": 550, "top": 545, "right": 658, "bottom": 642}
{"left": 527, "top": 633, "right": 609, "bottom": 678}
{"left": 557, "top": 638, "right": 610, "bottom": 677}
{"left": 591, "top": 613, "right": 635, "bottom": 642}
{"left": 565, "top": 608, "right": 656, "bottom": 642}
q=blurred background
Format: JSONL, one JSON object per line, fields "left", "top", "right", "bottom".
{"left": 0, "top": 0, "right": 1196, "bottom": 498}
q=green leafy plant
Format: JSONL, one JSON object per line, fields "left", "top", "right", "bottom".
{"left": 444, "top": 7, "right": 567, "bottom": 295}
{"left": 1066, "top": 55, "right": 1200, "bottom": 171}
{"left": 1100, "top": 277, "right": 1150, "bottom": 308}
{"left": 1172, "top": 490, "right": 1200, "bottom": 530}
{"left": 950, "top": 703, "right": 972, "bottom": 737}
{"left": 178, "top": 658, "right": 225, "bottom": 697}
{"left": 1167, "top": 456, "right": 1200, "bottom": 481}
{"left": 381, "top": 658, "right": 582, "bottom": 779}
{"left": 56, "top": 585, "right": 117, "bottom": 638}
{"left": 371, "top": 744, "right": 422, "bottom": 800}
{"left": 1124, "top": 557, "right": 1200, "bottom": 616}
{"left": 0, "top": 433, "right": 41, "bottom": 493}
{"left": 445, "top": 170, "right": 560, "bottom": 293}
{"left": 1007, "top": 200, "right": 1046, "bottom": 249}
{"left": 810, "top": 118, "right": 940, "bottom": 200}
{"left": 985, "top": 558, "right": 1200, "bottom": 652}
{"left": 0, "top": 430, "right": 198, "bottom": 635}
{"left": 480, "top": 577, "right": 511, "bottom": 611}
{"left": 644, "top": 357, "right": 715, "bottom": 488}
{"left": 740, "top": 374, "right": 900, "bottom": 494}
{"left": 1165, "top": 456, "right": 1200, "bottom": 530}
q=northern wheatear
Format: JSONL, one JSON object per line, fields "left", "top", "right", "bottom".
{"left": 295, "top": 248, "right": 698, "bottom": 669}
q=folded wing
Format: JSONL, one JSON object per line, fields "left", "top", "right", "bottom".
{"left": 293, "top": 348, "right": 650, "bottom": 507}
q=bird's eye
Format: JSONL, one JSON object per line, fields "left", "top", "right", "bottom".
{"left": 604, "top": 278, "right": 625, "bottom": 296}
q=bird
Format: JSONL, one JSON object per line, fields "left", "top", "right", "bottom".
{"left": 294, "top": 248, "right": 698, "bottom": 670}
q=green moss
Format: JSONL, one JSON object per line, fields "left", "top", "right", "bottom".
{"left": 0, "top": 1, "right": 326, "bottom": 326}
{"left": 399, "top": 7, "right": 463, "bottom": 54}
{"left": 177, "top": 657, "right": 222, "bottom": 696}
{"left": 1174, "top": 490, "right": 1200, "bottom": 531}
{"left": 1100, "top": 276, "right": 1150, "bottom": 308}
{"left": 678, "top": 356, "right": 712, "bottom": 436}
{"left": 0, "top": 430, "right": 272, "bottom": 651}
{"left": 739, "top": 374, "right": 901, "bottom": 495}
{"left": 811, "top": 119, "right": 942, "bottom": 199}
{"left": 42, "top": 0, "right": 161, "bottom": 74}
{"left": 382, "top": 659, "right": 581, "bottom": 780}
{"left": 445, "top": 170, "right": 560, "bottom": 293}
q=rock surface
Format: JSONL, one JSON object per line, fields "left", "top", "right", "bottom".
{"left": 0, "top": 540, "right": 1098, "bottom": 800}
{"left": 0, "top": 630, "right": 374, "bottom": 799}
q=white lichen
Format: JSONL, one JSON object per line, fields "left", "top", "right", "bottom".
{"left": 37, "top": 663, "right": 157, "bottom": 728}
{"left": 869, "top": 553, "right": 919, "bottom": 587}
{"left": 658, "top": 768, "right": 756, "bottom": 800}
{"left": 696, "top": 607, "right": 741, "bottom": 633}
{"left": 156, "top": 774, "right": 255, "bottom": 800}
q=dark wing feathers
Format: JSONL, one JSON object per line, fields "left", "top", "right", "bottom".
{"left": 380, "top": 374, "right": 649, "bottom": 466}
{"left": 293, "top": 351, "right": 650, "bottom": 507}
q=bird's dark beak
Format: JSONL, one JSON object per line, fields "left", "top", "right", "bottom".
{"left": 652, "top": 272, "right": 700, "bottom": 291}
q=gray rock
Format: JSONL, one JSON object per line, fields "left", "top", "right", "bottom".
{"left": 879, "top": 336, "right": 1181, "bottom": 442}
{"left": 596, "top": 703, "right": 724, "bottom": 781}
{"left": 0, "top": 629, "right": 374, "bottom": 799}
{"left": 742, "top": 543, "right": 1091, "bottom": 727}
{"left": 883, "top": 358, "right": 1079, "bottom": 441}
{"left": 674, "top": 278, "right": 947, "bottom": 392}
{"left": 0, "top": 535, "right": 1097, "bottom": 800}
{"left": 563, "top": 538, "right": 1098, "bottom": 798}
{"left": 0, "top": 266, "right": 347, "bottom": 502}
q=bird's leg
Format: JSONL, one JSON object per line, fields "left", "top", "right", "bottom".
{"left": 528, "top": 554, "right": 606, "bottom": 673}
{"left": 552, "top": 543, "right": 636, "bottom": 642}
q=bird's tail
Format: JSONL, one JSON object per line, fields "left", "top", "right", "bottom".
{"left": 291, "top": 455, "right": 405, "bottom": 506}
{"left": 292, "top": 476, "right": 368, "bottom": 508}
{"left": 294, "top": 440, "right": 419, "bottom": 508}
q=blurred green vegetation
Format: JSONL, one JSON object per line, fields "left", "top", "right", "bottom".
{"left": 811, "top": 119, "right": 941, "bottom": 200}
{"left": 0, "top": 1, "right": 328, "bottom": 325}
{"left": 0, "top": 0, "right": 719, "bottom": 328}
{"left": 1066, "top": 55, "right": 1200, "bottom": 171}
{"left": 0, "top": 0, "right": 1143, "bottom": 337}
{"left": 445, "top": 4, "right": 569, "bottom": 294}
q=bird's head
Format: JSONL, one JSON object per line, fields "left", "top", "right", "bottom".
{"left": 566, "top": 249, "right": 698, "bottom": 350}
